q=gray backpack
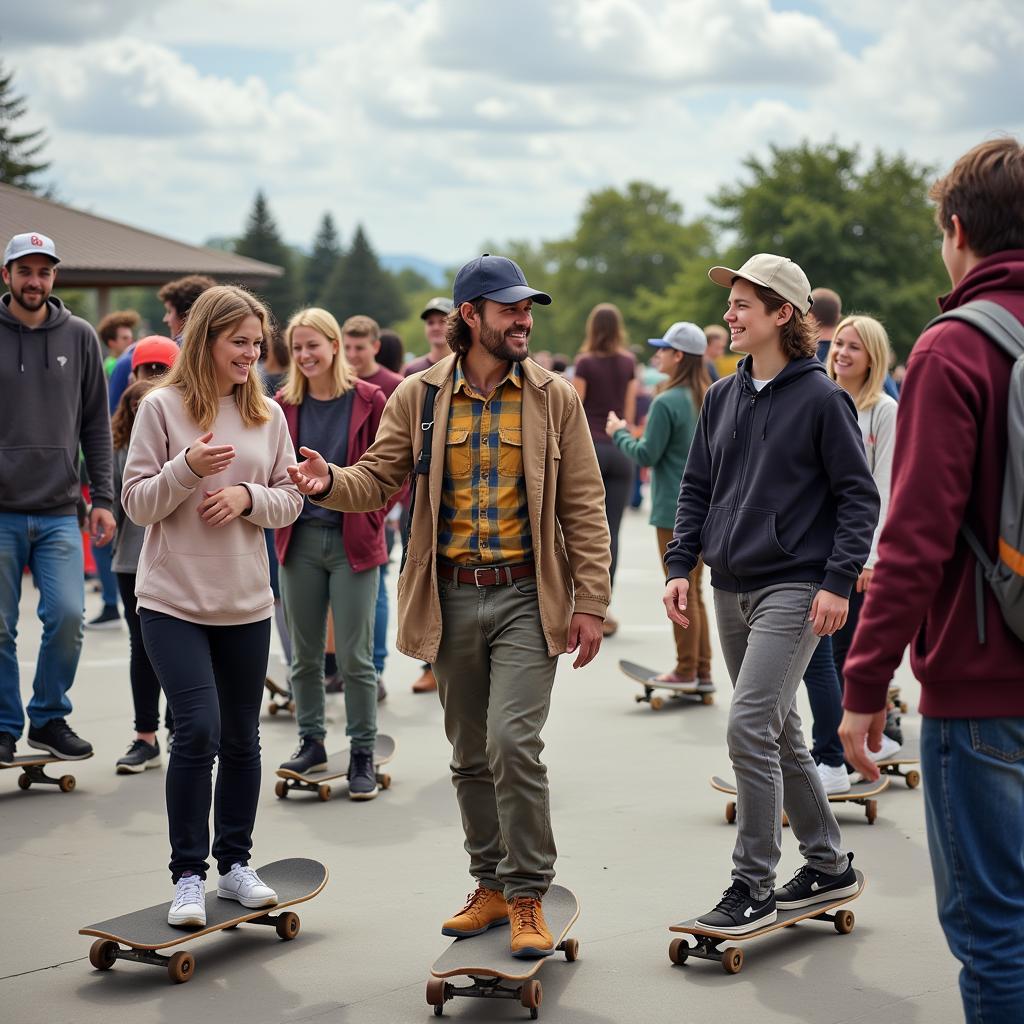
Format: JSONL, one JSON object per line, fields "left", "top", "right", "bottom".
{"left": 925, "top": 299, "right": 1024, "bottom": 644}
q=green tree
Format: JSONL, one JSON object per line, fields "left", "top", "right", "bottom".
{"left": 0, "top": 58, "right": 50, "bottom": 192}
{"left": 235, "top": 191, "right": 301, "bottom": 326}
{"left": 304, "top": 212, "right": 342, "bottom": 306}
{"left": 321, "top": 224, "right": 405, "bottom": 327}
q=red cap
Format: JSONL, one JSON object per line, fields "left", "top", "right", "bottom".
{"left": 131, "top": 336, "right": 179, "bottom": 370}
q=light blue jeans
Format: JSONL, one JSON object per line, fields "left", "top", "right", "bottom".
{"left": 0, "top": 513, "right": 85, "bottom": 736}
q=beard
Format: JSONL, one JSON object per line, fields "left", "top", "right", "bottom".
{"left": 479, "top": 318, "right": 530, "bottom": 363}
{"left": 12, "top": 282, "right": 49, "bottom": 313}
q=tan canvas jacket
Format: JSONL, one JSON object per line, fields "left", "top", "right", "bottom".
{"left": 312, "top": 354, "right": 611, "bottom": 661}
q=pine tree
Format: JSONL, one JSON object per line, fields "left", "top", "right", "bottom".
{"left": 235, "top": 191, "right": 301, "bottom": 326}
{"left": 0, "top": 58, "right": 50, "bottom": 193}
{"left": 321, "top": 224, "right": 405, "bottom": 326}
{"left": 305, "top": 212, "right": 342, "bottom": 305}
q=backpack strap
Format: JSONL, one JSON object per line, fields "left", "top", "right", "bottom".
{"left": 400, "top": 382, "right": 440, "bottom": 572}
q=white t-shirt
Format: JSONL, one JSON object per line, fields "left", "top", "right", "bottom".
{"left": 751, "top": 378, "right": 772, "bottom": 392}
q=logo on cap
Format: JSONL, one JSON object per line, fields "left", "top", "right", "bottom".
{"left": 30, "top": 235, "right": 43, "bottom": 246}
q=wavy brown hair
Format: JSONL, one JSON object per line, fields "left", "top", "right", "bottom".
{"left": 111, "top": 380, "right": 154, "bottom": 449}
{"left": 579, "top": 302, "right": 627, "bottom": 355}
{"left": 657, "top": 352, "right": 711, "bottom": 412}
{"left": 446, "top": 299, "right": 486, "bottom": 359}
{"left": 747, "top": 281, "right": 818, "bottom": 360}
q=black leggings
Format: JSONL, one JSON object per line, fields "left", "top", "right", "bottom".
{"left": 595, "top": 440, "right": 633, "bottom": 587}
{"left": 140, "top": 609, "right": 270, "bottom": 881}
{"left": 117, "top": 573, "right": 173, "bottom": 735}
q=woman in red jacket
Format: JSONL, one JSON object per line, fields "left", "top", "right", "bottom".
{"left": 274, "top": 307, "right": 387, "bottom": 799}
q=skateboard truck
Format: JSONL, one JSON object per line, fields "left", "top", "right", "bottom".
{"left": 17, "top": 763, "right": 77, "bottom": 792}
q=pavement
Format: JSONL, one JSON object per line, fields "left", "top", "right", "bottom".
{"left": 1, "top": 507, "right": 962, "bottom": 1024}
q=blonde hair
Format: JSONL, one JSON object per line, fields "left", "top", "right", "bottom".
{"left": 280, "top": 307, "right": 356, "bottom": 405}
{"left": 153, "top": 285, "right": 271, "bottom": 429}
{"left": 827, "top": 315, "right": 891, "bottom": 411}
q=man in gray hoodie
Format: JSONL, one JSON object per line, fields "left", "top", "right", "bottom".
{"left": 0, "top": 232, "right": 115, "bottom": 764}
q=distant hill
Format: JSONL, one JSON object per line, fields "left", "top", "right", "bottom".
{"left": 379, "top": 254, "right": 447, "bottom": 287}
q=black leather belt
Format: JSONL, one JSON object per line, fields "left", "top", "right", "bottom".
{"left": 436, "top": 561, "right": 535, "bottom": 587}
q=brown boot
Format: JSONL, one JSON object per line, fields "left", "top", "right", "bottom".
{"left": 509, "top": 896, "right": 554, "bottom": 958}
{"left": 601, "top": 614, "right": 619, "bottom": 637}
{"left": 441, "top": 886, "right": 509, "bottom": 937}
{"left": 412, "top": 666, "right": 437, "bottom": 693}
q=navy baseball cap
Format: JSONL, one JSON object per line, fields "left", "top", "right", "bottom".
{"left": 453, "top": 254, "right": 552, "bottom": 307}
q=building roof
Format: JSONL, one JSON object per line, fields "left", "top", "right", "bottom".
{"left": 0, "top": 182, "right": 283, "bottom": 287}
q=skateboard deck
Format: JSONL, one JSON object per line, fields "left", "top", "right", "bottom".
{"left": 619, "top": 660, "right": 715, "bottom": 710}
{"left": 80, "top": 858, "right": 327, "bottom": 984}
{"left": 428, "top": 885, "right": 579, "bottom": 1019}
{"left": 668, "top": 869, "right": 865, "bottom": 974}
{"left": 874, "top": 742, "right": 921, "bottom": 788}
{"left": 274, "top": 734, "right": 395, "bottom": 800}
{"left": 710, "top": 775, "right": 890, "bottom": 824}
{"left": 264, "top": 676, "right": 294, "bottom": 716}
{"left": 1, "top": 751, "right": 92, "bottom": 792}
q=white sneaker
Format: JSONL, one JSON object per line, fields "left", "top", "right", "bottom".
{"left": 167, "top": 873, "right": 206, "bottom": 927}
{"left": 217, "top": 863, "right": 278, "bottom": 908}
{"left": 866, "top": 734, "right": 902, "bottom": 763}
{"left": 816, "top": 762, "right": 851, "bottom": 794}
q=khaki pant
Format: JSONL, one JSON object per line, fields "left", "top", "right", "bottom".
{"left": 432, "top": 573, "right": 558, "bottom": 900}
{"left": 656, "top": 527, "right": 712, "bottom": 679}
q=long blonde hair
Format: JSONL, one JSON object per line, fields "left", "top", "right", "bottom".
{"left": 827, "top": 314, "right": 891, "bottom": 411}
{"left": 280, "top": 307, "right": 356, "bottom": 405}
{"left": 153, "top": 285, "right": 271, "bottom": 429}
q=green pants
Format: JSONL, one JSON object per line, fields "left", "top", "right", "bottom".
{"left": 279, "top": 523, "right": 378, "bottom": 751}
{"left": 433, "top": 574, "right": 558, "bottom": 900}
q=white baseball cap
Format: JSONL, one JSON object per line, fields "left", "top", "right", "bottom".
{"left": 648, "top": 321, "right": 707, "bottom": 355}
{"left": 4, "top": 231, "right": 60, "bottom": 266}
{"left": 708, "top": 253, "right": 812, "bottom": 315}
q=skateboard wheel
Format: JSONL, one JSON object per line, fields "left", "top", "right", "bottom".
{"left": 722, "top": 947, "right": 743, "bottom": 975}
{"left": 378, "top": 773, "right": 392, "bottom": 790}
{"left": 650, "top": 696, "right": 664, "bottom": 711}
{"left": 317, "top": 784, "right": 332, "bottom": 802}
{"left": 425, "top": 977, "right": 446, "bottom": 1010}
{"left": 866, "top": 800, "right": 878, "bottom": 824}
{"left": 17, "top": 773, "right": 30, "bottom": 790}
{"left": 906, "top": 770, "right": 921, "bottom": 789}
{"left": 725, "top": 801, "right": 736, "bottom": 824}
{"left": 268, "top": 702, "right": 279, "bottom": 716}
{"left": 560, "top": 937, "right": 580, "bottom": 962}
{"left": 834, "top": 909, "right": 855, "bottom": 935}
{"left": 167, "top": 950, "right": 194, "bottom": 984}
{"left": 701, "top": 693, "right": 714, "bottom": 706}
{"left": 275, "top": 911, "right": 300, "bottom": 940}
{"left": 275, "top": 780, "right": 288, "bottom": 799}
{"left": 286, "top": 702, "right": 295, "bottom": 714}
{"left": 668, "top": 938, "right": 688, "bottom": 965}
{"left": 520, "top": 978, "right": 542, "bottom": 1011}
{"left": 89, "top": 939, "right": 118, "bottom": 971}
{"left": 59, "top": 775, "right": 76, "bottom": 793}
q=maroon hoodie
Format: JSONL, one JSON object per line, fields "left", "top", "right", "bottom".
{"left": 844, "top": 250, "right": 1024, "bottom": 718}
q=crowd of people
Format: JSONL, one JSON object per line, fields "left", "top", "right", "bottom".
{"left": 0, "top": 136, "right": 1021, "bottom": 1022}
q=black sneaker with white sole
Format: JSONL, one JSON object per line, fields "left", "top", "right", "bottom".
{"left": 695, "top": 881, "right": 776, "bottom": 934}
{"left": 27, "top": 718, "right": 93, "bottom": 759}
{"left": 280, "top": 736, "right": 328, "bottom": 774}
{"left": 774, "top": 853, "right": 860, "bottom": 910}
{"left": 116, "top": 738, "right": 162, "bottom": 774}
{"left": 347, "top": 747, "right": 379, "bottom": 800}
{"left": 0, "top": 730, "right": 15, "bottom": 764}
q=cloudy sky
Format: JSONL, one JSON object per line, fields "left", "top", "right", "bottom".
{"left": 4, "top": 0, "right": 1022, "bottom": 264}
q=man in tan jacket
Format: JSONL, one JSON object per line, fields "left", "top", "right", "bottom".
{"left": 289, "top": 254, "right": 611, "bottom": 958}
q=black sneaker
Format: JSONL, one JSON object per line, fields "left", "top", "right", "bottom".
{"left": 695, "top": 882, "right": 776, "bottom": 934}
{"left": 166, "top": 730, "right": 175, "bottom": 754}
{"left": 116, "top": 738, "right": 162, "bottom": 774}
{"left": 348, "top": 748, "right": 379, "bottom": 801}
{"left": 85, "top": 605, "right": 121, "bottom": 630}
{"left": 775, "top": 853, "right": 859, "bottom": 910}
{"left": 280, "top": 736, "right": 328, "bottom": 774}
{"left": 883, "top": 708, "right": 903, "bottom": 745}
{"left": 0, "top": 731, "right": 15, "bottom": 764}
{"left": 27, "top": 718, "right": 93, "bottom": 759}
{"left": 376, "top": 675, "right": 387, "bottom": 703}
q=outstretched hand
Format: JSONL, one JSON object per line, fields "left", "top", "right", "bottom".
{"left": 287, "top": 446, "right": 331, "bottom": 497}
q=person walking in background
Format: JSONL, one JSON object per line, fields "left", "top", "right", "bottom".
{"left": 607, "top": 322, "right": 712, "bottom": 687}
{"left": 377, "top": 329, "right": 405, "bottom": 374}
{"left": 130, "top": 336, "right": 178, "bottom": 383}
{"left": 573, "top": 302, "right": 636, "bottom": 636}
{"left": 703, "top": 323, "right": 728, "bottom": 382}
{"left": 258, "top": 328, "right": 291, "bottom": 396}
{"left": 98, "top": 310, "right": 140, "bottom": 374}
{"left": 841, "top": 138, "right": 1024, "bottom": 1024}
{"left": 274, "top": 308, "right": 388, "bottom": 797}
{"left": 122, "top": 285, "right": 301, "bottom": 926}
{"left": 0, "top": 232, "right": 115, "bottom": 766}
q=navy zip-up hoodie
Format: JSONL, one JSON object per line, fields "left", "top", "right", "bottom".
{"left": 664, "top": 354, "right": 879, "bottom": 598}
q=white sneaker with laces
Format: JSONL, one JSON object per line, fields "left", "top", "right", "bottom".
{"left": 866, "top": 734, "right": 902, "bottom": 763}
{"left": 167, "top": 873, "right": 206, "bottom": 927}
{"left": 816, "top": 762, "right": 852, "bottom": 794}
{"left": 217, "top": 863, "right": 278, "bottom": 908}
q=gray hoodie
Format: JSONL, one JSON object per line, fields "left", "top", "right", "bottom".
{"left": 0, "top": 293, "right": 113, "bottom": 514}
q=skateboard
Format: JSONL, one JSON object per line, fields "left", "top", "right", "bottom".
{"left": 619, "top": 660, "right": 715, "bottom": 710}
{"left": 874, "top": 742, "right": 921, "bottom": 788}
{"left": 274, "top": 734, "right": 395, "bottom": 801}
{"left": 710, "top": 775, "right": 890, "bottom": 824}
{"left": 264, "top": 676, "right": 294, "bottom": 716}
{"left": 668, "top": 869, "right": 865, "bottom": 974}
{"left": 1, "top": 751, "right": 92, "bottom": 793}
{"left": 80, "top": 858, "right": 327, "bottom": 984}
{"left": 427, "top": 885, "right": 579, "bottom": 1019}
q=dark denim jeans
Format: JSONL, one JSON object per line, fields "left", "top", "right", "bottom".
{"left": 802, "top": 636, "right": 846, "bottom": 767}
{"left": 922, "top": 716, "right": 1024, "bottom": 1023}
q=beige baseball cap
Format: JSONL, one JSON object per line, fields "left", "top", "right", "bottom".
{"left": 708, "top": 254, "right": 813, "bottom": 316}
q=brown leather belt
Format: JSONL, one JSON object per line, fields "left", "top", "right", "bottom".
{"left": 436, "top": 561, "right": 535, "bottom": 587}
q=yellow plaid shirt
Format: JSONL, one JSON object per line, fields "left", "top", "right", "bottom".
{"left": 437, "top": 360, "right": 533, "bottom": 565}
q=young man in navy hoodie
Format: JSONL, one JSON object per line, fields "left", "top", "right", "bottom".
{"left": 841, "top": 138, "right": 1024, "bottom": 1023}
{"left": 663, "top": 254, "right": 879, "bottom": 933}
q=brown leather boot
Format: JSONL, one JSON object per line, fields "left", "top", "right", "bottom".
{"left": 441, "top": 886, "right": 509, "bottom": 937}
{"left": 412, "top": 666, "right": 437, "bottom": 693}
{"left": 509, "top": 896, "right": 555, "bottom": 958}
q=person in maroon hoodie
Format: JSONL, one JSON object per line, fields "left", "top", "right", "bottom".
{"left": 840, "top": 137, "right": 1024, "bottom": 1024}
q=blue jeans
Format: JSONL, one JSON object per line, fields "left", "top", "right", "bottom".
{"left": 373, "top": 563, "right": 388, "bottom": 675}
{"left": 922, "top": 716, "right": 1024, "bottom": 1023}
{"left": 802, "top": 636, "right": 846, "bottom": 768}
{"left": 93, "top": 538, "right": 119, "bottom": 609}
{"left": 0, "top": 513, "right": 85, "bottom": 736}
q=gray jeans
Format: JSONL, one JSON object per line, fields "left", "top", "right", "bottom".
{"left": 432, "top": 574, "right": 558, "bottom": 900}
{"left": 714, "top": 583, "right": 849, "bottom": 900}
